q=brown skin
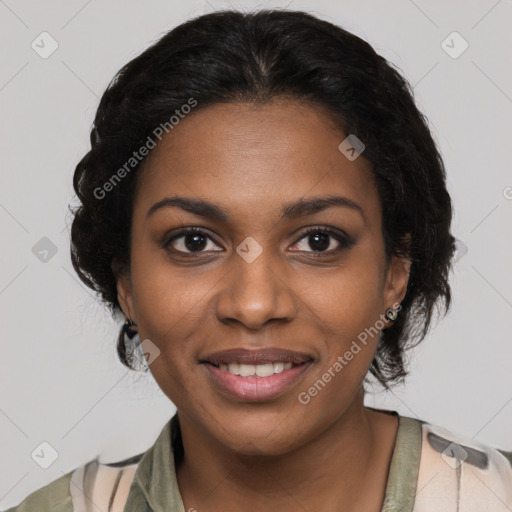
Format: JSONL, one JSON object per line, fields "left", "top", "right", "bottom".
{"left": 115, "top": 98, "right": 411, "bottom": 512}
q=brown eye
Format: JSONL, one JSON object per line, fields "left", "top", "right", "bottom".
{"left": 304, "top": 231, "right": 331, "bottom": 251}
{"left": 165, "top": 228, "right": 223, "bottom": 254}
{"left": 290, "top": 227, "right": 354, "bottom": 254}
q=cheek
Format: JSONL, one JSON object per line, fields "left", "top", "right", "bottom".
{"left": 127, "top": 245, "right": 207, "bottom": 363}
{"left": 128, "top": 262, "right": 202, "bottom": 403}
{"left": 306, "top": 256, "right": 386, "bottom": 337}
{"left": 297, "top": 270, "right": 384, "bottom": 414}
{"left": 300, "top": 253, "right": 387, "bottom": 384}
{"left": 129, "top": 234, "right": 208, "bottom": 321}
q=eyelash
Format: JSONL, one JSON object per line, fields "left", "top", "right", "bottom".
{"left": 297, "top": 226, "right": 355, "bottom": 255}
{"left": 163, "top": 226, "right": 354, "bottom": 257}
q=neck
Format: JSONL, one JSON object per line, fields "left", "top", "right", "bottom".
{"left": 175, "top": 389, "right": 396, "bottom": 512}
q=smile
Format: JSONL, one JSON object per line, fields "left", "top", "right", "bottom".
{"left": 216, "top": 362, "right": 293, "bottom": 377}
{"left": 202, "top": 360, "right": 312, "bottom": 401}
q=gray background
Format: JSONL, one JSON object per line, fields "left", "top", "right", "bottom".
{"left": 1, "top": 0, "right": 511, "bottom": 508}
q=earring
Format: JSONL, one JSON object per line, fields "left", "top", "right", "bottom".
{"left": 385, "top": 307, "right": 399, "bottom": 322}
{"left": 124, "top": 318, "right": 138, "bottom": 339}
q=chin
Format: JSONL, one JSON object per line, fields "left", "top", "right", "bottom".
{"left": 207, "top": 407, "right": 315, "bottom": 457}
{"left": 224, "top": 431, "right": 303, "bottom": 458}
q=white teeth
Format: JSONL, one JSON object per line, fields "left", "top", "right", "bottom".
{"left": 217, "top": 361, "right": 295, "bottom": 377}
{"left": 228, "top": 363, "right": 240, "bottom": 374}
{"left": 256, "top": 363, "right": 275, "bottom": 377}
{"left": 239, "top": 364, "right": 255, "bottom": 377}
{"left": 273, "top": 362, "right": 284, "bottom": 373}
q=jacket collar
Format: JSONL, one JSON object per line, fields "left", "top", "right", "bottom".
{"left": 126, "top": 410, "right": 421, "bottom": 512}
{"left": 125, "top": 414, "right": 185, "bottom": 512}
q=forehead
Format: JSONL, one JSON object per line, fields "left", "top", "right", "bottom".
{"left": 133, "top": 99, "right": 379, "bottom": 223}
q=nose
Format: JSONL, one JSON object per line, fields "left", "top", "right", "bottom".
{"left": 214, "top": 244, "right": 297, "bottom": 330}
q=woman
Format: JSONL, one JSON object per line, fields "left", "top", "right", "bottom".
{"left": 6, "top": 9, "right": 511, "bottom": 512}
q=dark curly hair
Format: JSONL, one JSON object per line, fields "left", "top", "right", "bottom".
{"left": 70, "top": 9, "right": 456, "bottom": 389}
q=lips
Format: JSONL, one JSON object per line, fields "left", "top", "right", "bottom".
{"left": 201, "top": 347, "right": 314, "bottom": 366}
{"left": 200, "top": 347, "right": 314, "bottom": 401}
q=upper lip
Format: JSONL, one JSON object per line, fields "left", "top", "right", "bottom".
{"left": 201, "top": 347, "right": 314, "bottom": 366}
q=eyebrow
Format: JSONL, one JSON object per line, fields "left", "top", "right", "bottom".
{"left": 146, "top": 195, "right": 364, "bottom": 222}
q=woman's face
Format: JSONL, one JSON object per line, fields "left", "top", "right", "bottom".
{"left": 116, "top": 99, "right": 410, "bottom": 455}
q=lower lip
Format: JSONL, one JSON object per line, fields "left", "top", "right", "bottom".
{"left": 203, "top": 362, "right": 312, "bottom": 402}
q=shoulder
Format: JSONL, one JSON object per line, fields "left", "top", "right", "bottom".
{"left": 2, "top": 453, "right": 145, "bottom": 512}
{"left": 2, "top": 470, "right": 74, "bottom": 512}
{"left": 411, "top": 418, "right": 512, "bottom": 511}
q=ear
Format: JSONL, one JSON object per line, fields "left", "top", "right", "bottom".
{"left": 383, "top": 253, "right": 411, "bottom": 310}
{"left": 112, "top": 259, "right": 136, "bottom": 321}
